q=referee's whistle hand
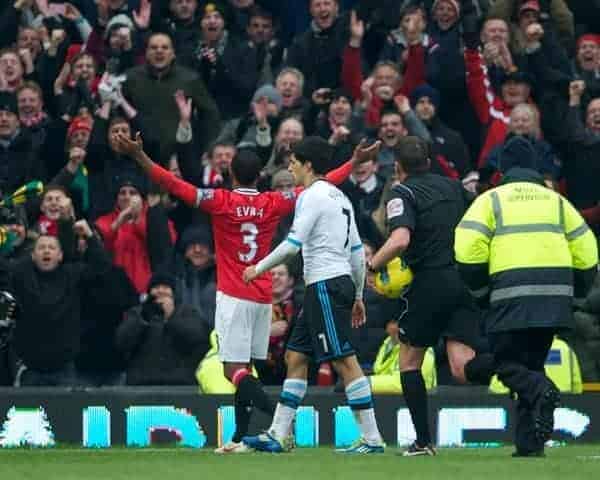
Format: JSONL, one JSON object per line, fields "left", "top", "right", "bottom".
{"left": 243, "top": 265, "right": 258, "bottom": 283}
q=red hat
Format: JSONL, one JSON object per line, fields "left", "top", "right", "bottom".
{"left": 519, "top": 0, "right": 540, "bottom": 16}
{"left": 67, "top": 116, "right": 92, "bottom": 138}
{"left": 577, "top": 34, "right": 600, "bottom": 50}
{"left": 65, "top": 44, "right": 83, "bottom": 64}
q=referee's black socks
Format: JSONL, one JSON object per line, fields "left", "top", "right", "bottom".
{"left": 400, "top": 370, "right": 432, "bottom": 446}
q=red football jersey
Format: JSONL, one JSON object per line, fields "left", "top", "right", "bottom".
{"left": 148, "top": 161, "right": 352, "bottom": 303}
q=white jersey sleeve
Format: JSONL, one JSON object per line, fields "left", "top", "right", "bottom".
{"left": 287, "top": 190, "right": 319, "bottom": 249}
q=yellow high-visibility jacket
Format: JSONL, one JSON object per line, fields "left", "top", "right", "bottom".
{"left": 455, "top": 177, "right": 598, "bottom": 331}
{"left": 196, "top": 331, "right": 258, "bottom": 393}
{"left": 369, "top": 336, "right": 436, "bottom": 393}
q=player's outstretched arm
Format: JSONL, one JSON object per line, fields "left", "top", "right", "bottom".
{"left": 325, "top": 139, "right": 382, "bottom": 186}
{"left": 114, "top": 132, "right": 201, "bottom": 208}
{"left": 243, "top": 239, "right": 300, "bottom": 283}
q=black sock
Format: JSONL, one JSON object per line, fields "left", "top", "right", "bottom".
{"left": 237, "top": 375, "right": 275, "bottom": 416}
{"left": 401, "top": 369, "right": 431, "bottom": 446}
{"left": 464, "top": 353, "right": 495, "bottom": 385}
{"left": 231, "top": 388, "right": 252, "bottom": 443}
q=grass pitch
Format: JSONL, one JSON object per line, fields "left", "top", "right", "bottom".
{"left": 1, "top": 446, "right": 599, "bottom": 480}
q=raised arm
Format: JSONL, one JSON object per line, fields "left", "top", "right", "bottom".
{"left": 114, "top": 132, "right": 224, "bottom": 213}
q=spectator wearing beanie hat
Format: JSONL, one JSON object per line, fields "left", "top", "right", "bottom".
{"left": 309, "top": 87, "right": 364, "bottom": 169}
{"left": 67, "top": 116, "right": 93, "bottom": 150}
{"left": 158, "top": 225, "right": 217, "bottom": 330}
{"left": 95, "top": 174, "right": 177, "bottom": 293}
{"left": 410, "top": 84, "right": 472, "bottom": 179}
{"left": 431, "top": 0, "right": 460, "bottom": 32}
{"left": 0, "top": 91, "right": 44, "bottom": 196}
{"left": 189, "top": 2, "right": 261, "bottom": 120}
{"left": 216, "top": 83, "right": 283, "bottom": 152}
{"left": 85, "top": 13, "right": 142, "bottom": 74}
{"left": 116, "top": 270, "right": 210, "bottom": 386}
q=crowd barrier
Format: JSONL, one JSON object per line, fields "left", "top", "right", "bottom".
{"left": 0, "top": 387, "right": 598, "bottom": 448}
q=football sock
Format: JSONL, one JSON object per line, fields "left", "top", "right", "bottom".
{"left": 231, "top": 389, "right": 252, "bottom": 443}
{"left": 270, "top": 378, "right": 307, "bottom": 440}
{"left": 345, "top": 376, "right": 383, "bottom": 445}
{"left": 401, "top": 369, "right": 431, "bottom": 446}
{"left": 237, "top": 374, "right": 275, "bottom": 416}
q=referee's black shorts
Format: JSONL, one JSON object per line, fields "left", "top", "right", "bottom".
{"left": 286, "top": 275, "right": 356, "bottom": 362}
{"left": 398, "top": 267, "right": 481, "bottom": 348}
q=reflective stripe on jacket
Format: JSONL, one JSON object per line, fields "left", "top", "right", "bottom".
{"left": 455, "top": 179, "right": 598, "bottom": 331}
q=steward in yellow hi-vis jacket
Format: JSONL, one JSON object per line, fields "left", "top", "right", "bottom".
{"left": 455, "top": 136, "right": 599, "bottom": 458}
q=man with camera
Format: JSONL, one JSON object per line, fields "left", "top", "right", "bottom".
{"left": 115, "top": 272, "right": 210, "bottom": 385}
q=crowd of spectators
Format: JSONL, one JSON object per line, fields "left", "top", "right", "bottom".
{"left": 0, "top": 0, "right": 599, "bottom": 388}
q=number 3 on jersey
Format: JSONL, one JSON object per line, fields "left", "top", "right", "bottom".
{"left": 239, "top": 222, "right": 259, "bottom": 262}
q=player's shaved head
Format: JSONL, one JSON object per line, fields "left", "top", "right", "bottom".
{"left": 231, "top": 149, "right": 263, "bottom": 187}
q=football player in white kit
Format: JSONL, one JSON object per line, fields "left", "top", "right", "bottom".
{"left": 242, "top": 136, "right": 385, "bottom": 454}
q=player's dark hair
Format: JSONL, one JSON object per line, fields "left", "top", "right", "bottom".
{"left": 231, "top": 149, "right": 263, "bottom": 187}
{"left": 393, "top": 136, "right": 430, "bottom": 175}
{"left": 292, "top": 136, "right": 333, "bottom": 175}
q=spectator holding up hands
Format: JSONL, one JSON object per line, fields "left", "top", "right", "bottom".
{"left": 565, "top": 80, "right": 600, "bottom": 227}
{"left": 95, "top": 172, "right": 177, "bottom": 294}
{"left": 11, "top": 219, "right": 111, "bottom": 386}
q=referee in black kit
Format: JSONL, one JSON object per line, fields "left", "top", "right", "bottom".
{"left": 368, "top": 136, "right": 487, "bottom": 456}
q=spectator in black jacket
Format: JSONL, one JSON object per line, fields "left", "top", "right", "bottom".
{"left": 340, "top": 155, "right": 385, "bottom": 246}
{"left": 191, "top": 2, "right": 260, "bottom": 119}
{"left": 76, "top": 264, "right": 139, "bottom": 386}
{"left": 158, "top": 0, "right": 201, "bottom": 66}
{"left": 0, "top": 92, "right": 44, "bottom": 198}
{"left": 160, "top": 225, "right": 217, "bottom": 330}
{"left": 10, "top": 220, "right": 110, "bottom": 386}
{"left": 565, "top": 81, "right": 600, "bottom": 224}
{"left": 116, "top": 272, "right": 210, "bottom": 385}
{"left": 286, "top": 0, "right": 350, "bottom": 95}
{"left": 411, "top": 84, "right": 472, "bottom": 179}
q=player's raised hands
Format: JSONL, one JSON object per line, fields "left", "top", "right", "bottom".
{"left": 351, "top": 138, "right": 381, "bottom": 166}
{"left": 243, "top": 265, "right": 259, "bottom": 283}
{"left": 351, "top": 299, "right": 366, "bottom": 328}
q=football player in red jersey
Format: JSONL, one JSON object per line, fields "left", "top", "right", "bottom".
{"left": 115, "top": 132, "right": 379, "bottom": 453}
